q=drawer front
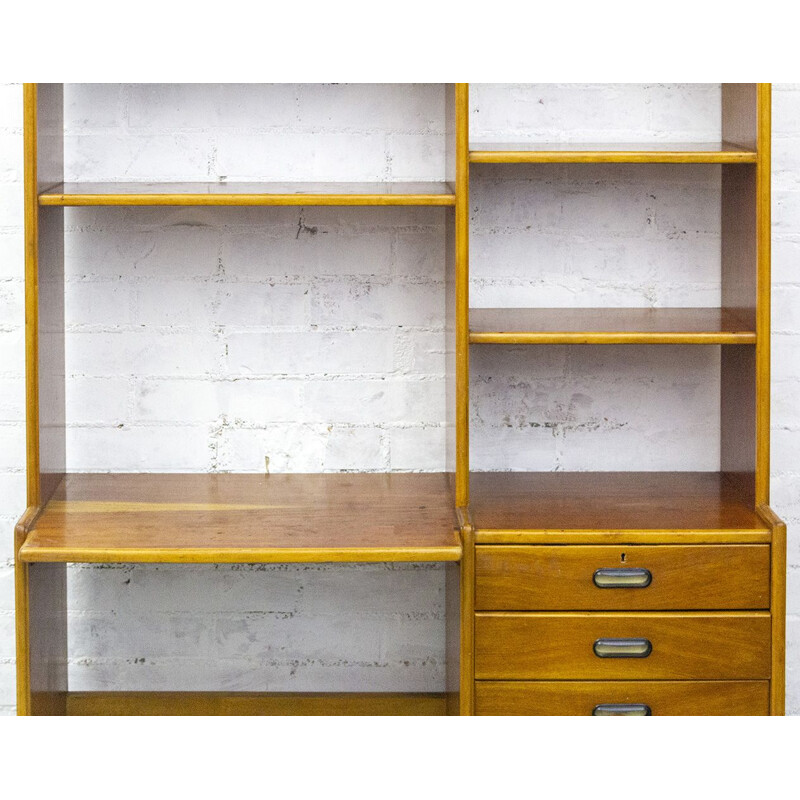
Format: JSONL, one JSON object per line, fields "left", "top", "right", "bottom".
{"left": 474, "top": 680, "right": 770, "bottom": 716}
{"left": 475, "top": 545, "right": 771, "bottom": 611}
{"left": 475, "top": 612, "right": 771, "bottom": 680}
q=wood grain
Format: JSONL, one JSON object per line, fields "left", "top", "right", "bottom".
{"left": 474, "top": 680, "right": 769, "bottom": 716}
{"left": 454, "top": 84, "right": 470, "bottom": 507}
{"left": 66, "top": 692, "right": 446, "bottom": 716}
{"left": 469, "top": 141, "right": 757, "bottom": 164}
{"left": 755, "top": 84, "right": 772, "bottom": 506}
{"left": 38, "top": 181, "right": 456, "bottom": 206}
{"left": 23, "top": 83, "right": 40, "bottom": 508}
{"left": 469, "top": 472, "right": 769, "bottom": 534}
{"left": 469, "top": 308, "right": 756, "bottom": 345}
{"left": 459, "top": 521, "right": 476, "bottom": 715}
{"left": 19, "top": 473, "right": 461, "bottom": 563}
{"left": 759, "top": 503, "right": 786, "bottom": 715}
{"left": 475, "top": 545, "right": 771, "bottom": 611}
{"left": 475, "top": 612, "right": 771, "bottom": 680}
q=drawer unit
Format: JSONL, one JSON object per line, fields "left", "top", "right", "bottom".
{"left": 474, "top": 680, "right": 770, "bottom": 716}
{"left": 475, "top": 545, "right": 771, "bottom": 611}
{"left": 474, "top": 612, "right": 771, "bottom": 680}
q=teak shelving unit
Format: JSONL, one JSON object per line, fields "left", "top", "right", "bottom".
{"left": 15, "top": 83, "right": 786, "bottom": 716}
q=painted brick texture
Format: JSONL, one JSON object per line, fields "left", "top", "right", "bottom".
{"left": 0, "top": 83, "right": 798, "bottom": 714}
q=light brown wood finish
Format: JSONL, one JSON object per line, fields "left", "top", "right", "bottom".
{"left": 454, "top": 84, "right": 470, "bottom": 508}
{"left": 475, "top": 612, "right": 771, "bottom": 680}
{"left": 23, "top": 83, "right": 41, "bottom": 508}
{"left": 66, "top": 692, "right": 446, "bottom": 716}
{"left": 444, "top": 86, "right": 457, "bottom": 490}
{"left": 469, "top": 308, "right": 756, "bottom": 345}
{"left": 759, "top": 503, "right": 786, "bottom": 714}
{"left": 16, "top": 506, "right": 68, "bottom": 715}
{"left": 475, "top": 545, "right": 771, "bottom": 611}
{"left": 474, "top": 680, "right": 770, "bottom": 716}
{"left": 39, "top": 181, "right": 456, "bottom": 207}
{"left": 469, "top": 472, "right": 770, "bottom": 535}
{"left": 17, "top": 84, "right": 69, "bottom": 717}
{"left": 458, "top": 521, "right": 476, "bottom": 715}
{"left": 469, "top": 141, "right": 757, "bottom": 164}
{"left": 755, "top": 85, "right": 772, "bottom": 507}
{"left": 19, "top": 473, "right": 461, "bottom": 563}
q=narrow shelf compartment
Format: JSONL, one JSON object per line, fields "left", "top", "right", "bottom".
{"left": 469, "top": 472, "right": 770, "bottom": 542}
{"left": 469, "top": 141, "right": 758, "bottom": 164}
{"left": 468, "top": 308, "right": 756, "bottom": 345}
{"left": 38, "top": 181, "right": 457, "bottom": 207}
{"left": 18, "top": 473, "right": 461, "bottom": 563}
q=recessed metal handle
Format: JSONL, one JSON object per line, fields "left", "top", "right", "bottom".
{"left": 593, "top": 638, "right": 652, "bottom": 658}
{"left": 593, "top": 704, "right": 652, "bottom": 716}
{"left": 593, "top": 568, "right": 652, "bottom": 589}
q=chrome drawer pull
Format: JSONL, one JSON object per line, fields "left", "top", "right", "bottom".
{"left": 593, "top": 704, "right": 652, "bottom": 716}
{"left": 593, "top": 638, "right": 652, "bottom": 658}
{"left": 593, "top": 568, "right": 652, "bottom": 589}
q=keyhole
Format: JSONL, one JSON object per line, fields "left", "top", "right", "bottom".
{"left": 621, "top": 553, "right": 626, "bottom": 563}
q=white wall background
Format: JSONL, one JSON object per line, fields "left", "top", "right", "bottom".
{"left": 0, "top": 83, "right": 797, "bottom": 713}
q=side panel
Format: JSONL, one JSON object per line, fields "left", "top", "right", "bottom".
{"left": 449, "top": 84, "right": 469, "bottom": 507}
{"left": 17, "top": 83, "right": 68, "bottom": 715}
{"left": 759, "top": 504, "right": 786, "bottom": 715}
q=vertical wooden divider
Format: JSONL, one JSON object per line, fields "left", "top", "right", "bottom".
{"left": 454, "top": 84, "right": 470, "bottom": 510}
{"left": 445, "top": 83, "right": 472, "bottom": 714}
{"left": 16, "top": 83, "right": 68, "bottom": 715}
{"left": 755, "top": 84, "right": 772, "bottom": 508}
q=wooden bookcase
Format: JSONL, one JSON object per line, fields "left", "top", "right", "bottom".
{"left": 15, "top": 83, "right": 786, "bottom": 716}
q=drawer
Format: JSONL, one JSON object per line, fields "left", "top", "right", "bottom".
{"left": 475, "top": 545, "right": 771, "bottom": 611}
{"left": 475, "top": 612, "right": 771, "bottom": 680}
{"left": 474, "top": 680, "right": 770, "bottom": 716}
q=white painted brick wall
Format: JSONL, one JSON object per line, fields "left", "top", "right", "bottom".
{"left": 0, "top": 83, "right": 798, "bottom": 714}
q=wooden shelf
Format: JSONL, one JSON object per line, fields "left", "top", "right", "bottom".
{"left": 469, "top": 142, "right": 758, "bottom": 164}
{"left": 468, "top": 472, "right": 770, "bottom": 543}
{"left": 18, "top": 473, "right": 461, "bottom": 563}
{"left": 38, "top": 181, "right": 457, "bottom": 207}
{"left": 468, "top": 308, "right": 756, "bottom": 345}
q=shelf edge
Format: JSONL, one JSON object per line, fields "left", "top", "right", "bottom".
{"left": 468, "top": 150, "right": 758, "bottom": 165}
{"left": 39, "top": 193, "right": 457, "bottom": 208}
{"left": 469, "top": 332, "right": 757, "bottom": 345}
{"left": 18, "top": 544, "right": 463, "bottom": 564}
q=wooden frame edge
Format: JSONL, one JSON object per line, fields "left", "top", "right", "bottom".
{"left": 758, "top": 503, "right": 786, "bottom": 715}
{"left": 459, "top": 521, "right": 475, "bottom": 715}
{"left": 755, "top": 83, "right": 772, "bottom": 506}
{"left": 66, "top": 691, "right": 448, "bottom": 716}
{"left": 23, "top": 83, "right": 41, "bottom": 508}
{"left": 455, "top": 83, "right": 470, "bottom": 508}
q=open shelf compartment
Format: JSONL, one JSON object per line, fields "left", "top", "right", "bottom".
{"left": 18, "top": 473, "right": 462, "bottom": 563}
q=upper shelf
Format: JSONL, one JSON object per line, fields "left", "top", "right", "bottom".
{"left": 18, "top": 473, "right": 461, "bottom": 564}
{"left": 38, "top": 182, "right": 457, "bottom": 207}
{"left": 469, "top": 308, "right": 757, "bottom": 345}
{"left": 469, "top": 142, "right": 758, "bottom": 164}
